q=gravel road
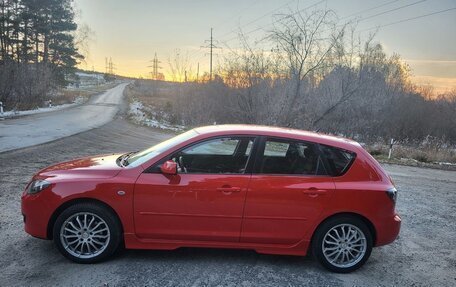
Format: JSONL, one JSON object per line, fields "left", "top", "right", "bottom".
{"left": 0, "top": 82, "right": 128, "bottom": 153}
{"left": 0, "top": 117, "right": 455, "bottom": 286}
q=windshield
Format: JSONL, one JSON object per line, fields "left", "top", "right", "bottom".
{"left": 126, "top": 129, "right": 198, "bottom": 168}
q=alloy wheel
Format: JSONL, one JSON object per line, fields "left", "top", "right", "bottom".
{"left": 321, "top": 223, "right": 367, "bottom": 268}
{"left": 59, "top": 212, "right": 111, "bottom": 259}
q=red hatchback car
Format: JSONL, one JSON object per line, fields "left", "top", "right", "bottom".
{"left": 21, "top": 125, "right": 400, "bottom": 272}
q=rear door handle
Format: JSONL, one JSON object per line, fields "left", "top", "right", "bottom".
{"left": 217, "top": 187, "right": 241, "bottom": 193}
{"left": 302, "top": 187, "right": 327, "bottom": 195}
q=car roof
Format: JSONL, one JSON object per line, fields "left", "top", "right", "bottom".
{"left": 193, "top": 124, "right": 361, "bottom": 151}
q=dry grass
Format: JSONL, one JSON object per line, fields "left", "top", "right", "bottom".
{"left": 366, "top": 143, "right": 456, "bottom": 171}
{"left": 124, "top": 80, "right": 183, "bottom": 124}
{"left": 51, "top": 81, "right": 119, "bottom": 106}
{"left": 124, "top": 80, "right": 180, "bottom": 107}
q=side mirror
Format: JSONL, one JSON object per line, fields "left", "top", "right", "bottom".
{"left": 160, "top": 160, "right": 177, "bottom": 175}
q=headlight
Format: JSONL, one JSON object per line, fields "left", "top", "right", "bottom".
{"left": 28, "top": 180, "right": 51, "bottom": 194}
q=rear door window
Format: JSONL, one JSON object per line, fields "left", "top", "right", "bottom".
{"left": 264, "top": 141, "right": 289, "bottom": 156}
{"left": 319, "top": 145, "right": 356, "bottom": 176}
{"left": 258, "top": 138, "right": 327, "bottom": 175}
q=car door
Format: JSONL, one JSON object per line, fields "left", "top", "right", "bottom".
{"left": 240, "top": 137, "right": 335, "bottom": 245}
{"left": 134, "top": 136, "right": 256, "bottom": 242}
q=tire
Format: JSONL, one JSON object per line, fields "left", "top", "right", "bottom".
{"left": 312, "top": 215, "right": 373, "bottom": 273}
{"left": 53, "top": 202, "right": 122, "bottom": 263}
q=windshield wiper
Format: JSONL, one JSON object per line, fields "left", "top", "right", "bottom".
{"left": 118, "top": 151, "right": 135, "bottom": 167}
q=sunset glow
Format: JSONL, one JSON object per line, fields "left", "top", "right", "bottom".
{"left": 75, "top": 0, "right": 456, "bottom": 92}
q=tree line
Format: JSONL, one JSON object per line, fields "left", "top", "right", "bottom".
{"left": 136, "top": 9, "right": 456, "bottom": 145}
{"left": 0, "top": 0, "right": 81, "bottom": 109}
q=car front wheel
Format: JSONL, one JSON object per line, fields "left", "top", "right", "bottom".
{"left": 312, "top": 216, "right": 373, "bottom": 273}
{"left": 53, "top": 203, "right": 122, "bottom": 263}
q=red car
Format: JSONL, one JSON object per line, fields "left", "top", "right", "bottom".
{"left": 21, "top": 125, "right": 400, "bottom": 272}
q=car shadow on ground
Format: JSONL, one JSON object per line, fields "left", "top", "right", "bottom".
{"left": 119, "top": 246, "right": 315, "bottom": 265}
{"left": 28, "top": 237, "right": 320, "bottom": 269}
{"left": 9, "top": 236, "right": 398, "bottom": 286}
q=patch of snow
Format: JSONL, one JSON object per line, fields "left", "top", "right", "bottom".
{"left": 400, "top": 158, "right": 419, "bottom": 163}
{"left": 1, "top": 97, "right": 84, "bottom": 119}
{"left": 67, "top": 72, "right": 106, "bottom": 89}
{"left": 128, "top": 101, "right": 185, "bottom": 132}
{"left": 434, "top": 161, "right": 456, "bottom": 166}
{"left": 75, "top": 72, "right": 105, "bottom": 80}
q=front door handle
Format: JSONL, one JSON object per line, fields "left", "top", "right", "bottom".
{"left": 302, "top": 187, "right": 327, "bottom": 196}
{"left": 217, "top": 186, "right": 241, "bottom": 193}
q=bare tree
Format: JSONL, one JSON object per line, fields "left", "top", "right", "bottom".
{"left": 74, "top": 23, "right": 95, "bottom": 66}
{"left": 220, "top": 32, "right": 277, "bottom": 124}
{"left": 168, "top": 49, "right": 192, "bottom": 82}
{"left": 269, "top": 9, "right": 346, "bottom": 126}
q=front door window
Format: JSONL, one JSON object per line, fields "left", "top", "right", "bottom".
{"left": 172, "top": 137, "right": 254, "bottom": 174}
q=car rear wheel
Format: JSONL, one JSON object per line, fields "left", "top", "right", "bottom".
{"left": 53, "top": 203, "right": 122, "bottom": 263}
{"left": 312, "top": 216, "right": 373, "bottom": 273}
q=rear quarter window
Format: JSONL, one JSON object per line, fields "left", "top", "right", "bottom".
{"left": 320, "top": 145, "right": 356, "bottom": 176}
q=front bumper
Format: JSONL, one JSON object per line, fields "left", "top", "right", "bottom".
{"left": 21, "top": 191, "right": 54, "bottom": 239}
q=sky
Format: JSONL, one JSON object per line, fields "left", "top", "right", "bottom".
{"left": 74, "top": 0, "right": 456, "bottom": 93}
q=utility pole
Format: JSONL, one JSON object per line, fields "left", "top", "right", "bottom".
{"left": 210, "top": 28, "right": 213, "bottom": 80}
{"left": 196, "top": 62, "right": 199, "bottom": 82}
{"left": 148, "top": 53, "right": 162, "bottom": 80}
{"left": 203, "top": 28, "right": 220, "bottom": 81}
{"left": 105, "top": 57, "right": 115, "bottom": 76}
{"left": 109, "top": 57, "right": 114, "bottom": 75}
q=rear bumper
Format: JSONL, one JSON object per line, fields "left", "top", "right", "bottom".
{"left": 375, "top": 213, "right": 401, "bottom": 246}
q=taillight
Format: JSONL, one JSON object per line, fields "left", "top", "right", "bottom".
{"left": 386, "top": 188, "right": 397, "bottom": 203}
{"left": 389, "top": 175, "right": 396, "bottom": 187}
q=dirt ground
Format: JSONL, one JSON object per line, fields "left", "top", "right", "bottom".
{"left": 0, "top": 118, "right": 455, "bottom": 287}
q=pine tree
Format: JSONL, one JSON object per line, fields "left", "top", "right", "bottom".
{"left": 1, "top": 0, "right": 82, "bottom": 71}
{"left": 1, "top": 0, "right": 84, "bottom": 108}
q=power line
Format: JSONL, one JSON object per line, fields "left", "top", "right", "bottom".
{"left": 239, "top": 0, "right": 298, "bottom": 29}
{"left": 188, "top": 0, "right": 454, "bottom": 74}
{"left": 220, "top": 0, "right": 327, "bottom": 43}
{"left": 327, "top": 0, "right": 428, "bottom": 34}
{"left": 360, "top": 6, "right": 456, "bottom": 32}
{"left": 217, "top": 0, "right": 299, "bottom": 40}
{"left": 355, "top": 0, "right": 427, "bottom": 23}
{"left": 213, "top": 0, "right": 263, "bottom": 31}
{"left": 338, "top": 0, "right": 401, "bottom": 21}
{"left": 186, "top": 47, "right": 205, "bottom": 63}
{"left": 192, "top": 0, "right": 390, "bottom": 71}
{"left": 220, "top": 0, "right": 429, "bottom": 44}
